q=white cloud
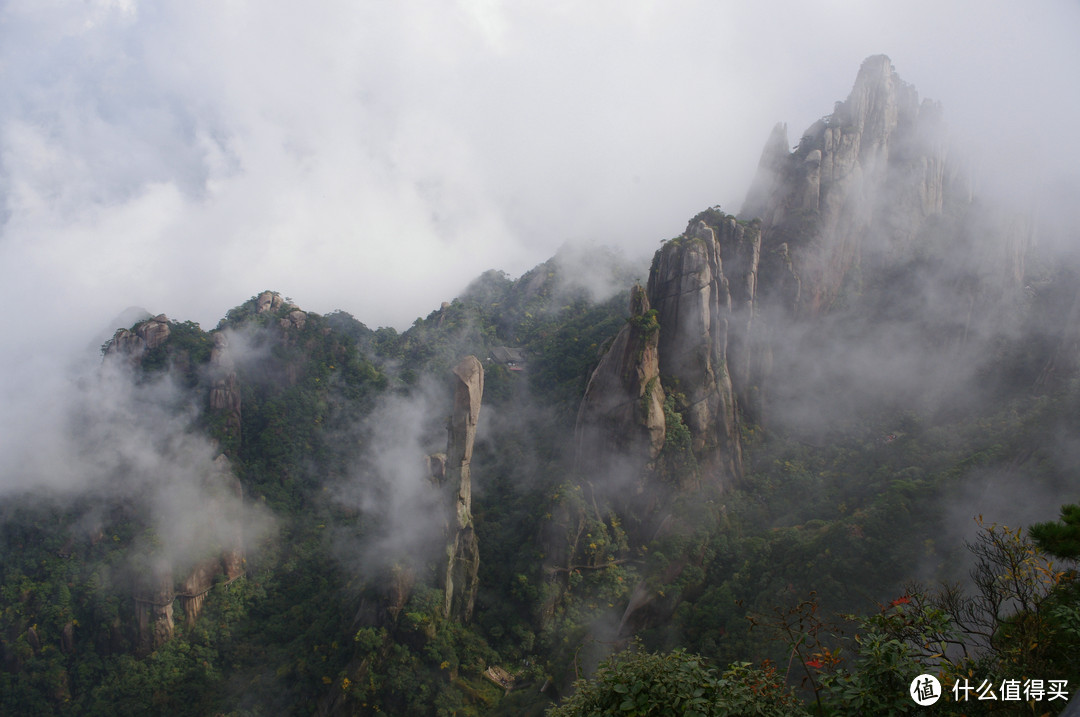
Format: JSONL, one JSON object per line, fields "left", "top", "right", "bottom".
{"left": 0, "top": 0, "right": 1076, "bottom": 353}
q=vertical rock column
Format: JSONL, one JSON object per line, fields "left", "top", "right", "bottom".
{"left": 647, "top": 219, "right": 747, "bottom": 489}
{"left": 441, "top": 356, "right": 483, "bottom": 622}
{"left": 574, "top": 285, "right": 666, "bottom": 481}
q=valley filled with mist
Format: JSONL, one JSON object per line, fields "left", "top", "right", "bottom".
{"left": 2, "top": 50, "right": 1079, "bottom": 716}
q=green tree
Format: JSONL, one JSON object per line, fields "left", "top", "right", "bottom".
{"left": 1031, "top": 504, "right": 1080, "bottom": 561}
{"left": 548, "top": 645, "right": 802, "bottom": 717}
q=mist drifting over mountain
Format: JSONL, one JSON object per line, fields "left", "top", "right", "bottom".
{"left": 2, "top": 2, "right": 1080, "bottom": 715}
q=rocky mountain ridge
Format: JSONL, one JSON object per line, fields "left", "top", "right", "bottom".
{"left": 550, "top": 55, "right": 1048, "bottom": 635}
{"left": 742, "top": 54, "right": 963, "bottom": 314}
{"left": 6, "top": 54, "right": 1078, "bottom": 717}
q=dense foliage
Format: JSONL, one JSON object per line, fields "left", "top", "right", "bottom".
{"left": 2, "top": 239, "right": 1080, "bottom": 715}
{"left": 548, "top": 646, "right": 800, "bottom": 717}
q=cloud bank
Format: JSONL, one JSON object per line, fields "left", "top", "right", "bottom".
{"left": 1, "top": 0, "right": 1078, "bottom": 500}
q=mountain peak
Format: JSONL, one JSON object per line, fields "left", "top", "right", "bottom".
{"left": 740, "top": 54, "right": 951, "bottom": 313}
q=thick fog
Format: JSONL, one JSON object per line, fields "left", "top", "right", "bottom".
{"left": 1, "top": 0, "right": 1079, "bottom": 504}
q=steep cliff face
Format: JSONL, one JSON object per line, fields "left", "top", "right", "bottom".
{"left": 731, "top": 54, "right": 1037, "bottom": 427}
{"left": 209, "top": 332, "right": 242, "bottom": 450}
{"left": 134, "top": 567, "right": 174, "bottom": 655}
{"left": 574, "top": 286, "right": 665, "bottom": 479}
{"left": 133, "top": 454, "right": 246, "bottom": 649}
{"left": 560, "top": 218, "right": 764, "bottom": 640}
{"left": 573, "top": 212, "right": 760, "bottom": 500}
{"left": 646, "top": 216, "right": 759, "bottom": 489}
{"left": 441, "top": 356, "right": 483, "bottom": 622}
{"left": 742, "top": 55, "right": 957, "bottom": 314}
{"left": 177, "top": 455, "right": 246, "bottom": 627}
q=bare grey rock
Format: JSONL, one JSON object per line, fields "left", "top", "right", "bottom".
{"left": 280, "top": 309, "right": 307, "bottom": 331}
{"left": 441, "top": 356, "right": 483, "bottom": 622}
{"left": 60, "top": 621, "right": 74, "bottom": 655}
{"left": 104, "top": 315, "right": 171, "bottom": 360}
{"left": 575, "top": 285, "right": 665, "bottom": 478}
{"left": 105, "top": 328, "right": 144, "bottom": 357}
{"left": 177, "top": 559, "right": 220, "bottom": 629}
{"left": 742, "top": 55, "right": 958, "bottom": 315}
{"left": 137, "top": 315, "right": 170, "bottom": 349}
{"left": 742, "top": 122, "right": 793, "bottom": 225}
{"left": 646, "top": 216, "right": 755, "bottom": 489}
{"left": 27, "top": 626, "right": 41, "bottom": 655}
{"left": 571, "top": 212, "right": 760, "bottom": 497}
{"left": 426, "top": 453, "right": 447, "bottom": 486}
{"left": 256, "top": 291, "right": 285, "bottom": 314}
{"left": 217, "top": 455, "right": 246, "bottom": 582}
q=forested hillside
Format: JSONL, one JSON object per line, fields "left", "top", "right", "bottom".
{"left": 2, "top": 57, "right": 1078, "bottom": 716}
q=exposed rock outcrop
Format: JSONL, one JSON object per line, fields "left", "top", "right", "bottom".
{"left": 646, "top": 216, "right": 757, "bottom": 489}
{"left": 105, "top": 314, "right": 171, "bottom": 361}
{"left": 425, "top": 452, "right": 447, "bottom": 486}
{"left": 742, "top": 55, "right": 957, "bottom": 314}
{"left": 256, "top": 290, "right": 286, "bottom": 314}
{"left": 576, "top": 56, "right": 1014, "bottom": 498}
{"left": 573, "top": 212, "right": 759, "bottom": 500}
{"left": 218, "top": 456, "right": 246, "bottom": 582}
{"left": 281, "top": 309, "right": 308, "bottom": 331}
{"left": 440, "top": 356, "right": 483, "bottom": 622}
{"left": 177, "top": 559, "right": 221, "bottom": 629}
{"left": 134, "top": 454, "right": 245, "bottom": 649}
{"left": 732, "top": 54, "right": 1038, "bottom": 427}
{"left": 139, "top": 315, "right": 172, "bottom": 349}
{"left": 134, "top": 566, "right": 174, "bottom": 655}
{"left": 575, "top": 286, "right": 665, "bottom": 479}
{"left": 60, "top": 621, "right": 74, "bottom": 655}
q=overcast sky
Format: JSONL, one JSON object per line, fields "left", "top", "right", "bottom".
{"left": 2, "top": 0, "right": 1078, "bottom": 348}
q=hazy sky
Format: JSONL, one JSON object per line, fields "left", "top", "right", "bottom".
{"left": 2, "top": 0, "right": 1078, "bottom": 347}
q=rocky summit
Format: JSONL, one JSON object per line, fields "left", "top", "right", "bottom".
{"left": 4, "top": 57, "right": 1078, "bottom": 717}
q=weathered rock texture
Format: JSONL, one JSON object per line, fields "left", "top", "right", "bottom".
{"left": 105, "top": 314, "right": 171, "bottom": 361}
{"left": 574, "top": 55, "right": 1035, "bottom": 502}
{"left": 574, "top": 212, "right": 761, "bottom": 497}
{"left": 425, "top": 453, "right": 447, "bottom": 486}
{"left": 177, "top": 455, "right": 246, "bottom": 627}
{"left": 281, "top": 309, "right": 307, "bottom": 331}
{"left": 742, "top": 55, "right": 956, "bottom": 315}
{"left": 256, "top": 290, "right": 286, "bottom": 314}
{"left": 647, "top": 216, "right": 761, "bottom": 488}
{"left": 440, "top": 356, "right": 483, "bottom": 622}
{"left": 575, "top": 286, "right": 665, "bottom": 479}
{"left": 735, "top": 53, "right": 1032, "bottom": 421}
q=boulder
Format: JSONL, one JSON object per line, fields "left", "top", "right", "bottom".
{"left": 104, "top": 315, "right": 170, "bottom": 359}
{"left": 136, "top": 316, "right": 170, "bottom": 349}
{"left": 256, "top": 291, "right": 285, "bottom": 314}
